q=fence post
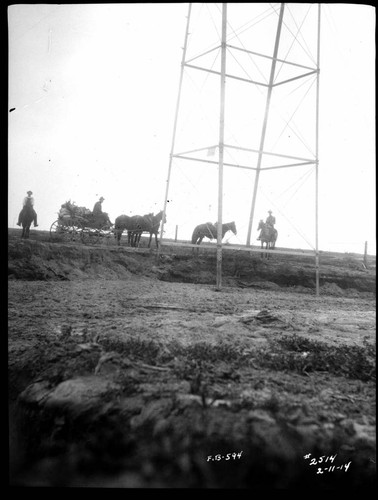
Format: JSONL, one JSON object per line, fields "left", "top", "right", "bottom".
{"left": 363, "top": 241, "right": 368, "bottom": 268}
{"left": 175, "top": 225, "right": 178, "bottom": 242}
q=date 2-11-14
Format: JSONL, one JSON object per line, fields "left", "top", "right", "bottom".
{"left": 207, "top": 452, "right": 243, "bottom": 462}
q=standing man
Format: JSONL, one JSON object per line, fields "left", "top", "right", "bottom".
{"left": 17, "top": 190, "right": 38, "bottom": 227}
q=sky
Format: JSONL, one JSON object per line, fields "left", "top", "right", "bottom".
{"left": 8, "top": 3, "right": 376, "bottom": 255}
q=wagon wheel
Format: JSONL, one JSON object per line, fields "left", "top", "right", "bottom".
{"left": 83, "top": 224, "right": 112, "bottom": 245}
{"left": 67, "top": 218, "right": 84, "bottom": 242}
{"left": 49, "top": 219, "right": 65, "bottom": 242}
{"left": 99, "top": 224, "right": 115, "bottom": 245}
{"left": 51, "top": 217, "right": 83, "bottom": 242}
{"left": 81, "top": 227, "right": 101, "bottom": 245}
{"left": 90, "top": 225, "right": 113, "bottom": 245}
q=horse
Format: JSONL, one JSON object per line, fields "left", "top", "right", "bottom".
{"left": 125, "top": 214, "right": 152, "bottom": 248}
{"left": 114, "top": 215, "right": 135, "bottom": 246}
{"left": 114, "top": 211, "right": 166, "bottom": 248}
{"left": 19, "top": 204, "right": 36, "bottom": 239}
{"left": 191, "top": 221, "right": 237, "bottom": 254}
{"left": 130, "top": 210, "right": 166, "bottom": 248}
{"left": 257, "top": 220, "right": 278, "bottom": 257}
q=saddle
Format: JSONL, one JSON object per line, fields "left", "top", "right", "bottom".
{"left": 206, "top": 222, "right": 217, "bottom": 239}
{"left": 265, "top": 224, "right": 275, "bottom": 239}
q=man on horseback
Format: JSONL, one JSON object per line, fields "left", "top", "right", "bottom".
{"left": 266, "top": 210, "right": 276, "bottom": 237}
{"left": 257, "top": 210, "right": 275, "bottom": 240}
{"left": 17, "top": 190, "right": 38, "bottom": 227}
{"left": 266, "top": 210, "right": 276, "bottom": 228}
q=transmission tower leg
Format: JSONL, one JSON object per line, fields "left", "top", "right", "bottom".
{"left": 246, "top": 3, "right": 285, "bottom": 247}
{"left": 315, "top": 4, "right": 321, "bottom": 296}
{"left": 216, "top": 3, "right": 227, "bottom": 291}
{"left": 158, "top": 3, "right": 192, "bottom": 260}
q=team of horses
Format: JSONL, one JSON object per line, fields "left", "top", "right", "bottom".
{"left": 114, "top": 210, "right": 166, "bottom": 248}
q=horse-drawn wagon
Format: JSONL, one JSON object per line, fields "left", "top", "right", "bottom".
{"left": 49, "top": 201, "right": 113, "bottom": 244}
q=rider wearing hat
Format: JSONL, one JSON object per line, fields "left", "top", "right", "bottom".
{"left": 266, "top": 210, "right": 276, "bottom": 229}
{"left": 17, "top": 190, "right": 38, "bottom": 227}
{"left": 257, "top": 210, "right": 275, "bottom": 240}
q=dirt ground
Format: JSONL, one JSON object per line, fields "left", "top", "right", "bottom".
{"left": 8, "top": 229, "right": 376, "bottom": 489}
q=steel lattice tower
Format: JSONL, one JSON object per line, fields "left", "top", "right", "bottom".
{"left": 160, "top": 3, "right": 321, "bottom": 293}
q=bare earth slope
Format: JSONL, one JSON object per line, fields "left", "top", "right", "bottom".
{"left": 8, "top": 229, "right": 376, "bottom": 489}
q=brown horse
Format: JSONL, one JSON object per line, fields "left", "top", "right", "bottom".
{"left": 114, "top": 214, "right": 141, "bottom": 246}
{"left": 114, "top": 211, "right": 166, "bottom": 248}
{"left": 191, "top": 221, "right": 237, "bottom": 254}
{"left": 257, "top": 220, "right": 278, "bottom": 257}
{"left": 19, "top": 204, "right": 36, "bottom": 239}
{"left": 130, "top": 210, "right": 166, "bottom": 248}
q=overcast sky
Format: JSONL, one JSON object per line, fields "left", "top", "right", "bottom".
{"left": 8, "top": 3, "right": 375, "bottom": 254}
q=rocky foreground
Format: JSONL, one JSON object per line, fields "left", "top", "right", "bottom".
{"left": 8, "top": 233, "right": 376, "bottom": 488}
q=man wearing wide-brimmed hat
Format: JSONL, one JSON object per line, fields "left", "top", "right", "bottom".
{"left": 92, "top": 196, "right": 112, "bottom": 228}
{"left": 93, "top": 196, "right": 105, "bottom": 216}
{"left": 266, "top": 210, "right": 276, "bottom": 228}
{"left": 17, "top": 190, "right": 38, "bottom": 227}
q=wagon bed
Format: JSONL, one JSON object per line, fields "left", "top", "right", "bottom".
{"left": 49, "top": 214, "right": 114, "bottom": 244}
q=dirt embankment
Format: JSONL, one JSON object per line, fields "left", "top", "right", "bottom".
{"left": 8, "top": 234, "right": 376, "bottom": 294}
{"left": 8, "top": 231, "right": 376, "bottom": 489}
